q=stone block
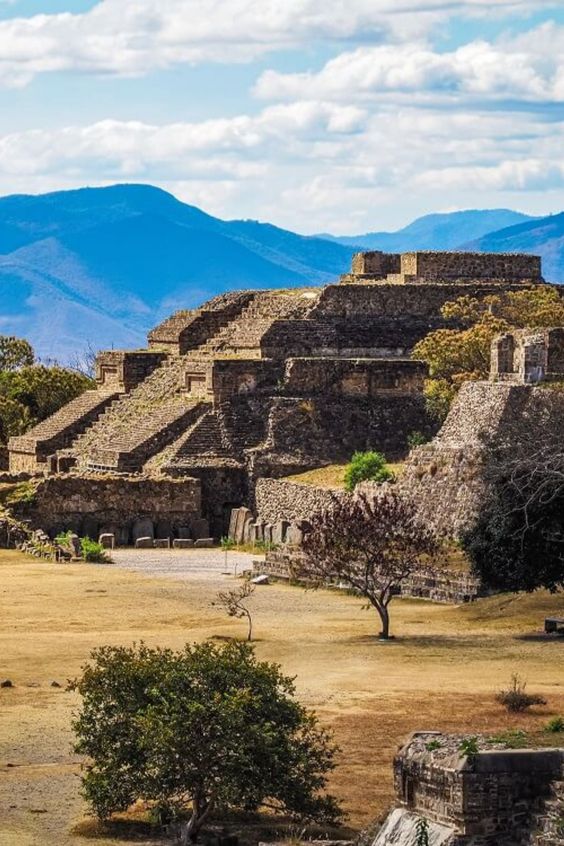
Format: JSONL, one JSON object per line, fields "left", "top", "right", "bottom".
{"left": 272, "top": 520, "right": 290, "bottom": 545}
{"left": 191, "top": 517, "right": 210, "bottom": 541}
{"left": 81, "top": 516, "right": 99, "bottom": 541}
{"left": 154, "top": 538, "right": 171, "bottom": 549}
{"left": 177, "top": 526, "right": 191, "bottom": 539}
{"left": 242, "top": 516, "right": 254, "bottom": 544}
{"left": 264, "top": 523, "right": 274, "bottom": 545}
{"left": 286, "top": 523, "right": 304, "bottom": 547}
{"left": 117, "top": 525, "right": 130, "bottom": 546}
{"left": 68, "top": 533, "right": 81, "bottom": 557}
{"left": 98, "top": 533, "right": 115, "bottom": 550}
{"left": 250, "top": 521, "right": 265, "bottom": 543}
{"left": 133, "top": 517, "right": 154, "bottom": 542}
{"left": 228, "top": 508, "right": 239, "bottom": 541}
{"left": 234, "top": 507, "right": 253, "bottom": 544}
{"left": 251, "top": 574, "right": 270, "bottom": 585}
{"left": 173, "top": 539, "right": 194, "bottom": 549}
{"left": 156, "top": 519, "right": 172, "bottom": 540}
{"left": 135, "top": 536, "right": 153, "bottom": 549}
{"left": 194, "top": 538, "right": 215, "bottom": 548}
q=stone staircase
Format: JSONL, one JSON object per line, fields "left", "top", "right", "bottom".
{"left": 71, "top": 356, "right": 201, "bottom": 471}
{"left": 9, "top": 388, "right": 121, "bottom": 469}
{"left": 193, "top": 291, "right": 319, "bottom": 359}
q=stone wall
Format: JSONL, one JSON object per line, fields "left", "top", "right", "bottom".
{"left": 283, "top": 357, "right": 426, "bottom": 397}
{"left": 383, "top": 732, "right": 564, "bottom": 845}
{"left": 15, "top": 475, "right": 202, "bottom": 542}
{"left": 351, "top": 251, "right": 400, "bottom": 277}
{"left": 491, "top": 327, "right": 564, "bottom": 384}
{"left": 95, "top": 350, "right": 168, "bottom": 392}
{"left": 255, "top": 478, "right": 343, "bottom": 524}
{"left": 400, "top": 381, "right": 564, "bottom": 537}
{"left": 399, "top": 251, "right": 542, "bottom": 282}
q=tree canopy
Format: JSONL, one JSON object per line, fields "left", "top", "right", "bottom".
{"left": 301, "top": 491, "right": 441, "bottom": 639}
{"left": 70, "top": 640, "right": 341, "bottom": 841}
{"left": 463, "top": 429, "right": 564, "bottom": 593}
{"left": 413, "top": 287, "right": 564, "bottom": 420}
{"left": 0, "top": 336, "right": 92, "bottom": 443}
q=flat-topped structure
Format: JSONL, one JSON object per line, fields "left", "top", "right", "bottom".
{"left": 8, "top": 250, "right": 551, "bottom": 537}
{"left": 373, "top": 732, "right": 564, "bottom": 846}
{"left": 344, "top": 249, "right": 543, "bottom": 285}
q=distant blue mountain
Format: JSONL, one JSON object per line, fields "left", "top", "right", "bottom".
{"left": 0, "top": 185, "right": 560, "bottom": 362}
{"left": 321, "top": 209, "right": 535, "bottom": 252}
{"left": 461, "top": 212, "right": 564, "bottom": 284}
{"left": 0, "top": 184, "right": 354, "bottom": 361}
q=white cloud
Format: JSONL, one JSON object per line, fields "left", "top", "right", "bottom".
{"left": 0, "top": 0, "right": 559, "bottom": 85}
{"left": 255, "top": 22, "right": 564, "bottom": 105}
{"left": 0, "top": 102, "right": 560, "bottom": 233}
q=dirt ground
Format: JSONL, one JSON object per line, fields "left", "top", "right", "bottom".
{"left": 2, "top": 548, "right": 564, "bottom": 846}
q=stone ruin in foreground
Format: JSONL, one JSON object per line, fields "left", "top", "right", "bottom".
{"left": 374, "top": 732, "right": 564, "bottom": 846}
{"left": 6, "top": 250, "right": 549, "bottom": 542}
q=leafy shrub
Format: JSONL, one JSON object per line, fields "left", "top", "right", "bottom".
{"left": 344, "top": 451, "right": 394, "bottom": 492}
{"left": 80, "top": 537, "right": 110, "bottom": 563}
{"left": 5, "top": 481, "right": 37, "bottom": 506}
{"left": 545, "top": 716, "right": 564, "bottom": 733}
{"left": 55, "top": 530, "right": 74, "bottom": 546}
{"left": 70, "top": 641, "right": 342, "bottom": 836}
{"left": 459, "top": 737, "right": 479, "bottom": 759}
{"left": 495, "top": 674, "right": 547, "bottom": 713}
{"left": 425, "top": 739, "right": 442, "bottom": 752}
{"left": 491, "top": 729, "right": 528, "bottom": 748}
{"left": 407, "top": 431, "right": 429, "bottom": 449}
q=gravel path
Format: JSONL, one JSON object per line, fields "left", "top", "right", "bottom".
{"left": 108, "top": 548, "right": 263, "bottom": 580}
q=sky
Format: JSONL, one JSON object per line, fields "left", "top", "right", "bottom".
{"left": 0, "top": 0, "right": 562, "bottom": 233}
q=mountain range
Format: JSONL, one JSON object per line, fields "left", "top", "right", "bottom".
{"left": 0, "top": 184, "right": 561, "bottom": 362}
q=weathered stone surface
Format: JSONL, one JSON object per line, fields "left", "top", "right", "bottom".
{"left": 98, "top": 533, "right": 115, "bottom": 550}
{"left": 177, "top": 526, "right": 191, "bottom": 539}
{"left": 135, "top": 536, "right": 153, "bottom": 549}
{"left": 194, "top": 538, "right": 214, "bottom": 548}
{"left": 154, "top": 538, "right": 171, "bottom": 549}
{"left": 68, "top": 533, "right": 81, "bottom": 557}
{"left": 232, "top": 507, "right": 252, "bottom": 544}
{"left": 133, "top": 518, "right": 154, "bottom": 543}
{"left": 191, "top": 517, "right": 210, "bottom": 541}
{"left": 81, "top": 516, "right": 99, "bottom": 541}
{"left": 156, "top": 519, "right": 172, "bottom": 540}
{"left": 173, "top": 539, "right": 194, "bottom": 549}
{"left": 251, "top": 574, "right": 269, "bottom": 585}
{"left": 271, "top": 520, "right": 289, "bottom": 545}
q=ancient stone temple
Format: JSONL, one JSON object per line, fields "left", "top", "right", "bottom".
{"left": 373, "top": 732, "right": 564, "bottom": 846}
{"left": 7, "top": 250, "right": 548, "bottom": 537}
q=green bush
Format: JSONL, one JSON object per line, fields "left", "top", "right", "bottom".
{"left": 80, "top": 537, "right": 110, "bottom": 563}
{"left": 344, "top": 451, "right": 393, "bottom": 492}
{"left": 407, "top": 431, "right": 429, "bottom": 449}
{"left": 491, "top": 729, "right": 528, "bottom": 748}
{"left": 545, "top": 716, "right": 564, "bottom": 733}
{"left": 70, "top": 641, "right": 342, "bottom": 836}
{"left": 459, "top": 737, "right": 479, "bottom": 759}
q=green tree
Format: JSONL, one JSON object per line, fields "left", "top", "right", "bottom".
{"left": 0, "top": 335, "right": 34, "bottom": 371}
{"left": 344, "top": 451, "right": 393, "bottom": 492}
{"left": 70, "top": 641, "right": 341, "bottom": 841}
{"left": 413, "top": 287, "right": 564, "bottom": 420}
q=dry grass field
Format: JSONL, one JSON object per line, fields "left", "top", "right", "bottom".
{"left": 2, "top": 548, "right": 564, "bottom": 846}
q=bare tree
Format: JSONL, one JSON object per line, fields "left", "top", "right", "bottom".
{"left": 214, "top": 581, "right": 256, "bottom": 641}
{"left": 301, "top": 490, "right": 442, "bottom": 640}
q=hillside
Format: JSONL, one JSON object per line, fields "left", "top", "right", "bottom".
{"left": 323, "top": 209, "right": 534, "bottom": 252}
{"left": 0, "top": 184, "right": 354, "bottom": 361}
{"left": 461, "top": 212, "right": 564, "bottom": 283}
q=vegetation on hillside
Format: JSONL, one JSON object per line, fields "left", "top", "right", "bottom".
{"left": 0, "top": 335, "right": 93, "bottom": 444}
{"left": 413, "top": 287, "right": 564, "bottom": 420}
{"left": 71, "top": 641, "right": 341, "bottom": 840}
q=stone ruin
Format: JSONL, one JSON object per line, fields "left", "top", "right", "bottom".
{"left": 6, "top": 250, "right": 549, "bottom": 541}
{"left": 373, "top": 732, "right": 564, "bottom": 846}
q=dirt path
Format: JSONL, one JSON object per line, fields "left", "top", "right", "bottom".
{"left": 2, "top": 549, "right": 564, "bottom": 845}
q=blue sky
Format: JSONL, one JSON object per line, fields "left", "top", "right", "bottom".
{"left": 0, "top": 0, "right": 561, "bottom": 233}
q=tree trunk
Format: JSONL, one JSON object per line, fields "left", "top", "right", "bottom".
{"left": 374, "top": 600, "right": 391, "bottom": 640}
{"left": 246, "top": 610, "right": 253, "bottom": 642}
{"left": 180, "top": 795, "right": 214, "bottom": 844}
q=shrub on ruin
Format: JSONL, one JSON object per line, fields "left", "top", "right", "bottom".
{"left": 70, "top": 641, "right": 342, "bottom": 840}
{"left": 80, "top": 537, "right": 110, "bottom": 563}
{"left": 344, "top": 450, "right": 393, "bottom": 492}
{"left": 300, "top": 491, "right": 442, "bottom": 639}
{"left": 414, "top": 287, "right": 564, "bottom": 420}
{"left": 545, "top": 716, "right": 564, "bottom": 733}
{"left": 495, "top": 674, "right": 547, "bottom": 713}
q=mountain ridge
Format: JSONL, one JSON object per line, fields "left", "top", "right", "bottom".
{"left": 0, "top": 184, "right": 561, "bottom": 362}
